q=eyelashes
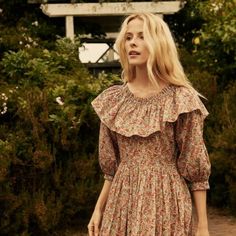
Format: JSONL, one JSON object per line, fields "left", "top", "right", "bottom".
{"left": 125, "top": 36, "right": 132, "bottom": 41}
{"left": 125, "top": 34, "right": 144, "bottom": 41}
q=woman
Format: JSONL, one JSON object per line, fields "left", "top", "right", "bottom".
{"left": 88, "top": 13, "right": 211, "bottom": 236}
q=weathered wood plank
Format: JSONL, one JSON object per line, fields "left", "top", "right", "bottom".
{"left": 40, "top": 2, "right": 183, "bottom": 17}
{"left": 66, "top": 16, "right": 74, "bottom": 40}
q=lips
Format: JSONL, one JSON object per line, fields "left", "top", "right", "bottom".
{"left": 129, "top": 50, "right": 140, "bottom": 55}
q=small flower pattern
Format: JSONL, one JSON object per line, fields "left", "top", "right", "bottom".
{"left": 91, "top": 83, "right": 211, "bottom": 236}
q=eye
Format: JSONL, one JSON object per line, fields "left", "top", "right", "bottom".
{"left": 125, "top": 35, "right": 132, "bottom": 41}
{"left": 139, "top": 34, "right": 144, "bottom": 39}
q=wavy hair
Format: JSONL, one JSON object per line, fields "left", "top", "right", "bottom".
{"left": 115, "top": 13, "right": 194, "bottom": 91}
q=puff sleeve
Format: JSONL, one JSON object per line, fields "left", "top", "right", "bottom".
{"left": 99, "top": 121, "right": 120, "bottom": 181}
{"left": 175, "top": 110, "right": 211, "bottom": 191}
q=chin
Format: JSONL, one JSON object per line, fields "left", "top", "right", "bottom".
{"left": 129, "top": 61, "right": 147, "bottom": 67}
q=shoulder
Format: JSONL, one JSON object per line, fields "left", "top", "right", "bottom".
{"left": 164, "top": 85, "right": 209, "bottom": 122}
{"left": 97, "top": 84, "right": 124, "bottom": 97}
{"left": 91, "top": 84, "right": 124, "bottom": 107}
{"left": 173, "top": 85, "right": 199, "bottom": 99}
{"left": 91, "top": 84, "right": 125, "bottom": 127}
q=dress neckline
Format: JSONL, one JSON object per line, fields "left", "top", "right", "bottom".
{"left": 123, "top": 83, "right": 174, "bottom": 102}
{"left": 91, "top": 83, "right": 209, "bottom": 137}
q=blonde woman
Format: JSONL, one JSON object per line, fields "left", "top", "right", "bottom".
{"left": 88, "top": 13, "right": 211, "bottom": 236}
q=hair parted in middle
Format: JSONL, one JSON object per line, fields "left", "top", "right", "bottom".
{"left": 115, "top": 13, "right": 193, "bottom": 90}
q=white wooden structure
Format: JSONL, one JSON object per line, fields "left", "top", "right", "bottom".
{"left": 38, "top": 1, "right": 185, "bottom": 72}
{"left": 40, "top": 1, "right": 185, "bottom": 40}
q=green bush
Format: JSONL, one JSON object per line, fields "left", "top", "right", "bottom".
{"left": 179, "top": 47, "right": 236, "bottom": 214}
{"left": 0, "top": 37, "right": 121, "bottom": 235}
{"left": 208, "top": 82, "right": 236, "bottom": 211}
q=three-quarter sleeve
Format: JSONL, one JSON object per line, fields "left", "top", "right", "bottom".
{"left": 175, "top": 110, "right": 211, "bottom": 191}
{"left": 99, "top": 121, "right": 120, "bottom": 181}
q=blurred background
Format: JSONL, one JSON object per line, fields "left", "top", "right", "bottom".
{"left": 0, "top": 0, "right": 235, "bottom": 235}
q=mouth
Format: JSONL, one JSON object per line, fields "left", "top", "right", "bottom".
{"left": 129, "top": 51, "right": 140, "bottom": 56}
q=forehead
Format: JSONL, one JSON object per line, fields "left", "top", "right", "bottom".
{"left": 126, "top": 18, "right": 144, "bottom": 33}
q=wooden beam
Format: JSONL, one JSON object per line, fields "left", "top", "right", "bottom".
{"left": 40, "top": 2, "right": 184, "bottom": 17}
{"left": 65, "top": 16, "right": 74, "bottom": 40}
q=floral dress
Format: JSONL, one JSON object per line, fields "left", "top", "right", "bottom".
{"left": 91, "top": 83, "right": 211, "bottom": 236}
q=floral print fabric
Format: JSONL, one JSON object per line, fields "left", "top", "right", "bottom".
{"left": 91, "top": 83, "right": 211, "bottom": 236}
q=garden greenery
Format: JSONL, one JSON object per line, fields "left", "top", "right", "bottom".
{"left": 0, "top": 37, "right": 121, "bottom": 235}
{"left": 0, "top": 0, "right": 235, "bottom": 235}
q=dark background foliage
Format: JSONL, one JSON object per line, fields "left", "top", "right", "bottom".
{"left": 0, "top": 0, "right": 235, "bottom": 235}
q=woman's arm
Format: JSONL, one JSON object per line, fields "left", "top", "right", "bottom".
{"left": 88, "top": 180, "right": 112, "bottom": 236}
{"left": 192, "top": 190, "right": 210, "bottom": 236}
{"left": 94, "top": 180, "right": 112, "bottom": 212}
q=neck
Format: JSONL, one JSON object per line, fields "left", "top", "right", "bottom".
{"left": 128, "top": 65, "right": 168, "bottom": 91}
{"left": 132, "top": 65, "right": 151, "bottom": 88}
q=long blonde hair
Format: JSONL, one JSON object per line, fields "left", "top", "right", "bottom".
{"left": 115, "top": 13, "right": 193, "bottom": 91}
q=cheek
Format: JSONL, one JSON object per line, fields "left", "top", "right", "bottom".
{"left": 142, "top": 42, "right": 149, "bottom": 56}
{"left": 145, "top": 44, "right": 150, "bottom": 55}
{"left": 125, "top": 49, "right": 128, "bottom": 56}
{"left": 144, "top": 48, "right": 149, "bottom": 58}
{"left": 124, "top": 42, "right": 129, "bottom": 54}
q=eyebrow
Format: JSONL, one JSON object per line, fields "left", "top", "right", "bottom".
{"left": 125, "top": 31, "right": 143, "bottom": 35}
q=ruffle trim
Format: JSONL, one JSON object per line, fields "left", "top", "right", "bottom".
{"left": 91, "top": 83, "right": 209, "bottom": 137}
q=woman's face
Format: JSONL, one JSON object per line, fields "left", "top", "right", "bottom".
{"left": 124, "top": 18, "right": 149, "bottom": 67}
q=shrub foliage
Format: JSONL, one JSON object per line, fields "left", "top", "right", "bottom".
{"left": 0, "top": 37, "right": 120, "bottom": 235}
{"left": 0, "top": 0, "right": 235, "bottom": 235}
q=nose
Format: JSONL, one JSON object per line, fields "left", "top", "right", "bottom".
{"left": 129, "top": 37, "right": 137, "bottom": 47}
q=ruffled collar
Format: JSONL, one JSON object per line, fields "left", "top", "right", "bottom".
{"left": 123, "top": 83, "right": 175, "bottom": 104}
{"left": 91, "top": 83, "right": 209, "bottom": 137}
